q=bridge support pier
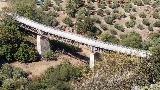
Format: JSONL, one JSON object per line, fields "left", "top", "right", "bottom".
{"left": 89, "top": 53, "right": 95, "bottom": 69}
{"left": 37, "top": 35, "right": 50, "bottom": 57}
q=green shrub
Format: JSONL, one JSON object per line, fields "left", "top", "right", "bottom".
{"left": 110, "top": 29, "right": 117, "bottom": 35}
{"left": 104, "top": 16, "right": 114, "bottom": 25}
{"left": 97, "top": 2, "right": 106, "bottom": 9}
{"left": 132, "top": 8, "right": 137, "bottom": 12}
{"left": 97, "top": 9, "right": 104, "bottom": 16}
{"left": 100, "top": 33, "right": 119, "bottom": 44}
{"left": 52, "top": 18, "right": 59, "bottom": 27}
{"left": 125, "top": 20, "right": 136, "bottom": 28}
{"left": 142, "top": 19, "right": 150, "bottom": 26}
{"left": 113, "top": 9, "right": 119, "bottom": 13}
{"left": 153, "top": 21, "right": 160, "bottom": 27}
{"left": 142, "top": 0, "right": 151, "bottom": 5}
{"left": 112, "top": 13, "right": 121, "bottom": 20}
{"left": 148, "top": 25, "right": 154, "bottom": 31}
{"left": 105, "top": 9, "right": 111, "bottom": 15}
{"left": 0, "top": 64, "right": 28, "bottom": 90}
{"left": 114, "top": 24, "right": 125, "bottom": 32}
{"left": 139, "top": 12, "right": 147, "bottom": 18}
{"left": 130, "top": 14, "right": 136, "bottom": 20}
{"left": 14, "top": 43, "right": 38, "bottom": 63}
{"left": 86, "top": 3, "right": 95, "bottom": 10}
{"left": 92, "top": 16, "right": 101, "bottom": 24}
{"left": 137, "top": 24, "right": 144, "bottom": 30}
{"left": 108, "top": 2, "right": 120, "bottom": 9}
{"left": 44, "top": 50, "right": 58, "bottom": 61}
{"left": 41, "top": 61, "right": 82, "bottom": 89}
{"left": 120, "top": 32, "right": 142, "bottom": 48}
{"left": 133, "top": 0, "right": 144, "bottom": 6}
{"left": 124, "top": 3, "right": 132, "bottom": 13}
{"left": 153, "top": 12, "right": 160, "bottom": 19}
{"left": 100, "top": 24, "right": 108, "bottom": 31}
{"left": 63, "top": 17, "right": 73, "bottom": 27}
{"left": 0, "top": 45, "right": 14, "bottom": 62}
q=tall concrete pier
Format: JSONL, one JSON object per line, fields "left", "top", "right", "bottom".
{"left": 37, "top": 35, "right": 50, "bottom": 56}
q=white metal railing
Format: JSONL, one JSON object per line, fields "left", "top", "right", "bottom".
{"left": 13, "top": 15, "right": 151, "bottom": 58}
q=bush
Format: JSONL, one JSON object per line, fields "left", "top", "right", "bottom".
{"left": 97, "top": 9, "right": 104, "bottom": 16}
{"left": 124, "top": 3, "right": 132, "bottom": 13}
{"left": 44, "top": 50, "right": 58, "bottom": 61}
{"left": 0, "top": 45, "right": 15, "bottom": 62}
{"left": 133, "top": 0, "right": 144, "bottom": 6}
{"left": 41, "top": 61, "right": 82, "bottom": 89}
{"left": 148, "top": 25, "right": 154, "bottom": 31}
{"left": 76, "top": 16, "right": 95, "bottom": 35}
{"left": 104, "top": 16, "right": 114, "bottom": 25}
{"left": 120, "top": 32, "right": 142, "bottom": 48}
{"left": 100, "top": 24, "right": 108, "bottom": 31}
{"left": 125, "top": 20, "right": 136, "bottom": 28}
{"left": 100, "top": 33, "right": 119, "bottom": 44}
{"left": 14, "top": 43, "right": 38, "bottom": 63}
{"left": 132, "top": 8, "right": 137, "bottom": 12}
{"left": 139, "top": 12, "right": 147, "bottom": 18}
{"left": 97, "top": 2, "right": 106, "bottom": 9}
{"left": 52, "top": 18, "right": 59, "bottom": 27}
{"left": 63, "top": 17, "right": 73, "bottom": 27}
{"left": 0, "top": 64, "right": 28, "bottom": 90}
{"left": 86, "top": 3, "right": 95, "bottom": 10}
{"left": 114, "top": 24, "right": 125, "bottom": 32}
{"left": 105, "top": 9, "right": 111, "bottom": 15}
{"left": 110, "top": 29, "right": 117, "bottom": 35}
{"left": 112, "top": 13, "right": 121, "bottom": 20}
{"left": 142, "top": 0, "right": 151, "bottom": 5}
{"left": 153, "top": 21, "right": 160, "bottom": 27}
{"left": 137, "top": 24, "right": 144, "bottom": 30}
{"left": 92, "top": 16, "right": 101, "bottom": 24}
{"left": 130, "top": 14, "right": 136, "bottom": 20}
{"left": 153, "top": 12, "right": 160, "bottom": 19}
{"left": 113, "top": 9, "right": 119, "bottom": 13}
{"left": 108, "top": 2, "right": 120, "bottom": 9}
{"left": 142, "top": 19, "right": 150, "bottom": 26}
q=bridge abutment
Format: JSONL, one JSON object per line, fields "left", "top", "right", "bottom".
{"left": 37, "top": 35, "right": 50, "bottom": 57}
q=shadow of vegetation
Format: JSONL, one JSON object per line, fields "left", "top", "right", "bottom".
{"left": 50, "top": 40, "right": 89, "bottom": 63}
{"left": 0, "top": 59, "right": 8, "bottom": 68}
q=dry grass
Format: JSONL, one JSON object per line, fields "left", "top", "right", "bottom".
{"left": 11, "top": 54, "right": 86, "bottom": 77}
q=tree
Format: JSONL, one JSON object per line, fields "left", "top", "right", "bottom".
{"left": 100, "top": 33, "right": 119, "bottom": 44}
{"left": 66, "top": 0, "right": 84, "bottom": 17}
{"left": 142, "top": 19, "right": 150, "bottom": 26}
{"left": 76, "top": 16, "right": 94, "bottom": 35}
{"left": 63, "top": 17, "right": 73, "bottom": 27}
{"left": 14, "top": 43, "right": 38, "bottom": 63}
{"left": 153, "top": 21, "right": 160, "bottom": 27}
{"left": 125, "top": 20, "right": 136, "bottom": 28}
{"left": 104, "top": 16, "right": 114, "bottom": 25}
{"left": 0, "top": 17, "right": 22, "bottom": 62}
{"left": 120, "top": 32, "right": 142, "bottom": 48}
{"left": 28, "top": 61, "right": 82, "bottom": 90}
{"left": 44, "top": 50, "right": 58, "bottom": 61}
{"left": 0, "top": 64, "right": 28, "bottom": 90}
{"left": 114, "top": 24, "right": 125, "bottom": 32}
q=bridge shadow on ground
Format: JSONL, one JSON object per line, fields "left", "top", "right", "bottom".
{"left": 50, "top": 40, "right": 90, "bottom": 63}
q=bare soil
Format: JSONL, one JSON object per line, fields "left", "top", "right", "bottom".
{"left": 0, "top": 1, "right": 8, "bottom": 11}
{"left": 11, "top": 54, "right": 86, "bottom": 77}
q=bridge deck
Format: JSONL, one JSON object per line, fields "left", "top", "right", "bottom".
{"left": 13, "top": 15, "right": 151, "bottom": 58}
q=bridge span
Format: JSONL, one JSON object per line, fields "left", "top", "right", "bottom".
{"left": 12, "top": 15, "right": 151, "bottom": 68}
